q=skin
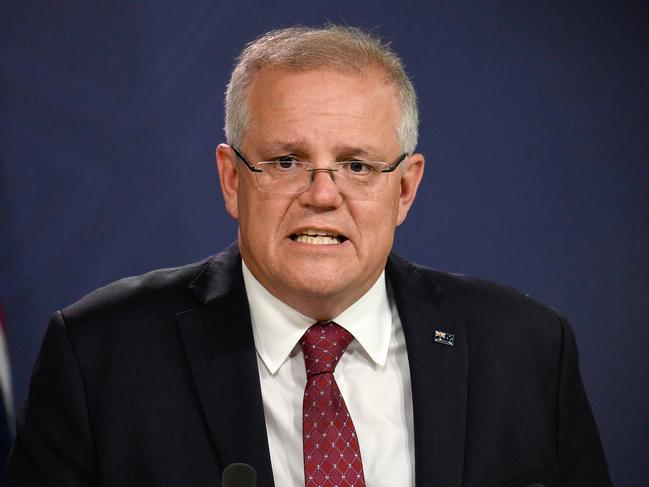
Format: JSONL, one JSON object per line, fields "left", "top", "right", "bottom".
{"left": 216, "top": 66, "right": 425, "bottom": 320}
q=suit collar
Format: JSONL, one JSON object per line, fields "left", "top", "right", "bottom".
{"left": 177, "top": 243, "right": 275, "bottom": 487}
{"left": 188, "top": 241, "right": 241, "bottom": 304}
{"left": 387, "top": 253, "right": 468, "bottom": 487}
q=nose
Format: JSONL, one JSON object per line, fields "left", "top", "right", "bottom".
{"left": 298, "top": 168, "right": 343, "bottom": 208}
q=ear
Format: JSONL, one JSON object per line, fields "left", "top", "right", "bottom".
{"left": 396, "top": 153, "right": 425, "bottom": 226}
{"left": 216, "top": 143, "right": 240, "bottom": 220}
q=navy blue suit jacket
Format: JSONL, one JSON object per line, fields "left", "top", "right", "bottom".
{"left": 4, "top": 244, "right": 611, "bottom": 486}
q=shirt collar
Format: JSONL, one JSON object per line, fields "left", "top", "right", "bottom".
{"left": 241, "top": 260, "right": 392, "bottom": 374}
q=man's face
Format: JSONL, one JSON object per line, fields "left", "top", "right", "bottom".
{"left": 217, "top": 67, "right": 424, "bottom": 319}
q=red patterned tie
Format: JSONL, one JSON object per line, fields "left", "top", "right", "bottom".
{"left": 301, "top": 321, "right": 366, "bottom": 487}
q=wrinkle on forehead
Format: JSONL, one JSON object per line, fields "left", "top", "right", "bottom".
{"left": 242, "top": 66, "right": 401, "bottom": 157}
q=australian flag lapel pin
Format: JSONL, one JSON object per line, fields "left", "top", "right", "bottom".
{"left": 434, "top": 330, "right": 455, "bottom": 347}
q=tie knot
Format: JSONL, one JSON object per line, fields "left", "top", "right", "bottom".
{"left": 300, "top": 321, "right": 353, "bottom": 378}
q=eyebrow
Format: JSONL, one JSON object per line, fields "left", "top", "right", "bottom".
{"left": 259, "top": 140, "right": 384, "bottom": 159}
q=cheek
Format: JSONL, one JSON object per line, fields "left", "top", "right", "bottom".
{"left": 352, "top": 198, "right": 400, "bottom": 237}
{"left": 239, "top": 190, "right": 294, "bottom": 242}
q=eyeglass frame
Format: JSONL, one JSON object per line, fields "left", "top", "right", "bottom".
{"left": 229, "top": 144, "right": 409, "bottom": 175}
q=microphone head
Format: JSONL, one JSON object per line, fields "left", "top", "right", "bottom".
{"left": 221, "top": 463, "right": 257, "bottom": 487}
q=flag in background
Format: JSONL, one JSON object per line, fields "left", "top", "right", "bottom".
{"left": 0, "top": 301, "right": 14, "bottom": 472}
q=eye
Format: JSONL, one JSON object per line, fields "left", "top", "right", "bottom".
{"left": 340, "top": 161, "right": 375, "bottom": 175}
{"left": 263, "top": 156, "right": 305, "bottom": 172}
{"left": 277, "top": 159, "right": 295, "bottom": 169}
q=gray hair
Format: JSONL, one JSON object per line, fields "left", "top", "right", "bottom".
{"left": 224, "top": 25, "right": 419, "bottom": 153}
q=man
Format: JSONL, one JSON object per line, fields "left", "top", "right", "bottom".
{"left": 4, "top": 26, "right": 611, "bottom": 486}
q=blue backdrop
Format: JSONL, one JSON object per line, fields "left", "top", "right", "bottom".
{"left": 1, "top": 1, "right": 647, "bottom": 485}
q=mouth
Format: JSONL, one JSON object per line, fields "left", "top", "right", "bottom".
{"left": 289, "top": 228, "right": 348, "bottom": 245}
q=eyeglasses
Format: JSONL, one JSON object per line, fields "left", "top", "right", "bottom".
{"left": 230, "top": 145, "right": 408, "bottom": 199}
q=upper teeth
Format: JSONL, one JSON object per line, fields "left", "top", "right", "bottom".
{"left": 295, "top": 229, "right": 342, "bottom": 245}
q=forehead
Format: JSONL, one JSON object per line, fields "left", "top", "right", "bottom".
{"left": 242, "top": 66, "right": 401, "bottom": 154}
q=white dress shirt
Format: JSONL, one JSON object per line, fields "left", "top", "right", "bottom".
{"left": 242, "top": 262, "right": 415, "bottom": 487}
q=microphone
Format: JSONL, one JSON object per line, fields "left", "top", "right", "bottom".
{"left": 221, "top": 463, "right": 257, "bottom": 487}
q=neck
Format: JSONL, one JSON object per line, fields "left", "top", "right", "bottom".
{"left": 241, "top": 259, "right": 383, "bottom": 321}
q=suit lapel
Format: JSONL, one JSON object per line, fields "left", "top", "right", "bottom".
{"left": 175, "top": 247, "right": 468, "bottom": 486}
{"left": 387, "top": 254, "right": 468, "bottom": 487}
{"left": 176, "top": 245, "right": 275, "bottom": 487}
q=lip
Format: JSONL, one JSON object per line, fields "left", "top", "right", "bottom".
{"left": 288, "top": 227, "right": 349, "bottom": 243}
{"left": 288, "top": 237, "right": 352, "bottom": 251}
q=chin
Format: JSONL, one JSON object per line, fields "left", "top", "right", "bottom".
{"left": 284, "top": 265, "right": 365, "bottom": 300}
{"left": 287, "top": 275, "right": 348, "bottom": 298}
{"left": 279, "top": 264, "right": 350, "bottom": 296}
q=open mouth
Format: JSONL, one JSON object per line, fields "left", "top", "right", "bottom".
{"left": 289, "top": 229, "right": 348, "bottom": 245}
